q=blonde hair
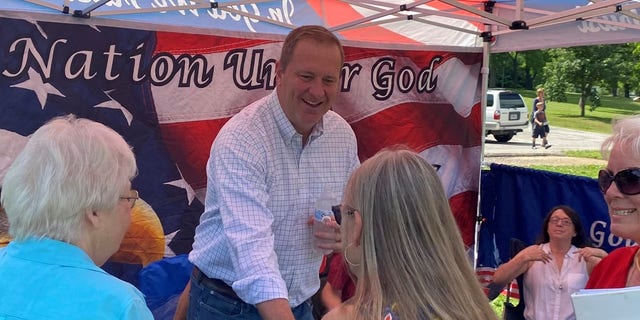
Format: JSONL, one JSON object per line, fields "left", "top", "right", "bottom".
{"left": 341, "top": 147, "right": 496, "bottom": 320}
{"left": 601, "top": 115, "right": 640, "bottom": 160}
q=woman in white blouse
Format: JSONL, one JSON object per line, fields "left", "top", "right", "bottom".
{"left": 492, "top": 205, "right": 607, "bottom": 320}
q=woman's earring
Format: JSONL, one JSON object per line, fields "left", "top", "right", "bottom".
{"left": 344, "top": 242, "right": 360, "bottom": 267}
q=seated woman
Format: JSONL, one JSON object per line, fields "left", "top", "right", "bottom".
{"left": 0, "top": 115, "right": 153, "bottom": 319}
{"left": 492, "top": 205, "right": 607, "bottom": 320}
{"left": 323, "top": 147, "right": 497, "bottom": 320}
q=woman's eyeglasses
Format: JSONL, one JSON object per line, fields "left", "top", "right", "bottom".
{"left": 598, "top": 168, "right": 640, "bottom": 195}
{"left": 120, "top": 190, "right": 139, "bottom": 209}
{"left": 549, "top": 217, "right": 572, "bottom": 226}
{"left": 331, "top": 204, "right": 356, "bottom": 225}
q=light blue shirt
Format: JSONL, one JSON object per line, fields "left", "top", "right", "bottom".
{"left": 189, "top": 91, "right": 359, "bottom": 307}
{"left": 0, "top": 238, "right": 153, "bottom": 319}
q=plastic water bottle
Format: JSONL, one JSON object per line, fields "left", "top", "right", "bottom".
{"left": 313, "top": 190, "right": 336, "bottom": 255}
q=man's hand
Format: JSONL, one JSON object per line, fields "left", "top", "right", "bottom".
{"left": 309, "top": 217, "right": 342, "bottom": 253}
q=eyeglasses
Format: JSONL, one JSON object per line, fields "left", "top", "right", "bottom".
{"left": 549, "top": 217, "right": 572, "bottom": 226}
{"left": 598, "top": 168, "right": 640, "bottom": 195}
{"left": 331, "top": 204, "right": 356, "bottom": 225}
{"left": 119, "top": 190, "right": 139, "bottom": 209}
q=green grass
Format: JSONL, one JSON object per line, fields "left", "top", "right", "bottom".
{"left": 563, "top": 150, "right": 603, "bottom": 159}
{"left": 518, "top": 89, "right": 640, "bottom": 134}
{"left": 529, "top": 164, "right": 601, "bottom": 178}
{"left": 500, "top": 90, "right": 638, "bottom": 177}
{"left": 490, "top": 294, "right": 521, "bottom": 318}
{"left": 542, "top": 150, "right": 604, "bottom": 178}
{"left": 491, "top": 295, "right": 505, "bottom": 317}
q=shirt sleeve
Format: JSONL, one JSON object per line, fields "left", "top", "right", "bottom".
{"left": 210, "top": 132, "right": 288, "bottom": 305}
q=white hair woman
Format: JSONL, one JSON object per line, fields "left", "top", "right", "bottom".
{"left": 587, "top": 115, "right": 640, "bottom": 288}
{"left": 323, "top": 147, "right": 497, "bottom": 320}
{"left": 0, "top": 115, "right": 153, "bottom": 319}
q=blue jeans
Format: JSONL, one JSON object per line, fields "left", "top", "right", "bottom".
{"left": 187, "top": 272, "right": 314, "bottom": 320}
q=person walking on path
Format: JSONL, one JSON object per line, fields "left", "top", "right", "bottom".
{"left": 532, "top": 102, "right": 551, "bottom": 149}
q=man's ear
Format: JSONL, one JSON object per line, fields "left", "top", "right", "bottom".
{"left": 275, "top": 61, "right": 283, "bottom": 82}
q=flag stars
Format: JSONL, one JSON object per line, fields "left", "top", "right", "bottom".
{"left": 94, "top": 90, "right": 134, "bottom": 125}
{"left": 11, "top": 68, "right": 65, "bottom": 109}
{"left": 164, "top": 165, "right": 196, "bottom": 205}
{"left": 25, "top": 19, "right": 48, "bottom": 39}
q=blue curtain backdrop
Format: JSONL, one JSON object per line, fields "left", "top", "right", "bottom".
{"left": 477, "top": 163, "right": 633, "bottom": 269}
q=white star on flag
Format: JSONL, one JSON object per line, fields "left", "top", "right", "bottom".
{"left": 164, "top": 165, "right": 196, "bottom": 205}
{"left": 94, "top": 90, "right": 134, "bottom": 125}
{"left": 11, "top": 67, "right": 65, "bottom": 109}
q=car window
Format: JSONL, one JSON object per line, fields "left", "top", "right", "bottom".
{"left": 498, "top": 92, "right": 525, "bottom": 109}
{"left": 486, "top": 94, "right": 494, "bottom": 107}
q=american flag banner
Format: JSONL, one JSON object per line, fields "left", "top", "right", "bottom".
{"left": 0, "top": 15, "right": 483, "bottom": 288}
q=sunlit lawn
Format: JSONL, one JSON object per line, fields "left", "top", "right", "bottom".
{"left": 499, "top": 91, "right": 636, "bottom": 177}
{"left": 531, "top": 150, "right": 604, "bottom": 178}
{"left": 518, "top": 89, "right": 640, "bottom": 134}
{"left": 529, "top": 164, "right": 602, "bottom": 178}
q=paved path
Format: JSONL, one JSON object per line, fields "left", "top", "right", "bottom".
{"left": 484, "top": 126, "right": 609, "bottom": 157}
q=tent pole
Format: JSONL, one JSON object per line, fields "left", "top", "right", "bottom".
{"left": 474, "top": 17, "right": 492, "bottom": 271}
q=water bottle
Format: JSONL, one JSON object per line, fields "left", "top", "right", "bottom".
{"left": 313, "top": 190, "right": 336, "bottom": 255}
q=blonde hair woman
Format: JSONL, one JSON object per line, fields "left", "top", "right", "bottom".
{"left": 323, "top": 147, "right": 496, "bottom": 320}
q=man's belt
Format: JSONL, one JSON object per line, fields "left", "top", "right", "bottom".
{"left": 192, "top": 266, "right": 241, "bottom": 301}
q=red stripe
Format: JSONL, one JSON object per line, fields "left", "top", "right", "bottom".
{"left": 306, "top": 0, "right": 419, "bottom": 45}
{"left": 155, "top": 32, "right": 276, "bottom": 54}
{"left": 159, "top": 118, "right": 231, "bottom": 189}
{"left": 449, "top": 191, "right": 478, "bottom": 247}
{"left": 502, "top": 280, "right": 521, "bottom": 299}
{"left": 351, "top": 102, "right": 481, "bottom": 161}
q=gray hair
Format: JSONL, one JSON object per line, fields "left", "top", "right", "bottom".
{"left": 1, "top": 115, "right": 136, "bottom": 242}
{"left": 601, "top": 115, "right": 640, "bottom": 160}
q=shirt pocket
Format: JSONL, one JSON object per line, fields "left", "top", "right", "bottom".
{"left": 567, "top": 272, "right": 588, "bottom": 293}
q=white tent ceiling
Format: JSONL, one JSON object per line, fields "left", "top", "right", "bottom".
{"left": 2, "top": 1, "right": 640, "bottom": 53}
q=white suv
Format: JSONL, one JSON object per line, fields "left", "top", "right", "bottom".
{"left": 484, "top": 89, "right": 529, "bottom": 142}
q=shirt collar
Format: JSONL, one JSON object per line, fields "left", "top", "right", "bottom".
{"left": 542, "top": 243, "right": 578, "bottom": 259}
{"left": 5, "top": 237, "right": 104, "bottom": 272}
{"left": 270, "top": 91, "right": 324, "bottom": 147}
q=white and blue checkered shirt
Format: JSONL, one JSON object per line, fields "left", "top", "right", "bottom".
{"left": 189, "top": 91, "right": 359, "bottom": 307}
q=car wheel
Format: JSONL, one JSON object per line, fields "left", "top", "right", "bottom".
{"left": 493, "top": 133, "right": 514, "bottom": 142}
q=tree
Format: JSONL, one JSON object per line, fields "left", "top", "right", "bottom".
{"left": 521, "top": 50, "right": 548, "bottom": 90}
{"left": 542, "top": 50, "right": 568, "bottom": 103}
{"left": 630, "top": 44, "right": 640, "bottom": 96}
{"left": 543, "top": 46, "right": 611, "bottom": 117}
{"left": 601, "top": 44, "right": 635, "bottom": 97}
{"left": 489, "top": 50, "right": 548, "bottom": 89}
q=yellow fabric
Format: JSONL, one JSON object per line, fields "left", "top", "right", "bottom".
{"left": 0, "top": 235, "right": 10, "bottom": 248}
{"left": 109, "top": 198, "right": 165, "bottom": 266}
